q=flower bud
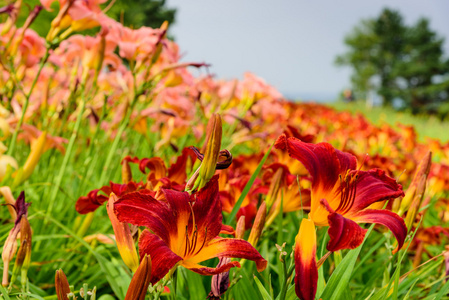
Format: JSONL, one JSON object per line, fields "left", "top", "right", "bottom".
{"left": 265, "top": 168, "right": 284, "bottom": 207}
{"left": 55, "top": 269, "right": 71, "bottom": 300}
{"left": 247, "top": 202, "right": 267, "bottom": 247}
{"left": 2, "top": 224, "right": 20, "bottom": 286}
{"left": 398, "top": 151, "right": 431, "bottom": 216}
{"left": 197, "top": 114, "right": 222, "bottom": 189}
{"left": 9, "top": 217, "right": 32, "bottom": 287}
{"left": 121, "top": 159, "right": 133, "bottom": 184}
{"left": 235, "top": 216, "right": 246, "bottom": 239}
{"left": 125, "top": 254, "right": 152, "bottom": 300}
{"left": 401, "top": 152, "right": 432, "bottom": 230}
{"left": 107, "top": 193, "right": 139, "bottom": 272}
{"left": 208, "top": 257, "right": 231, "bottom": 299}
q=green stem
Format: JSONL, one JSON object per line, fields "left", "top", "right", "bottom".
{"left": 8, "top": 48, "right": 51, "bottom": 155}
{"left": 98, "top": 84, "right": 139, "bottom": 185}
{"left": 46, "top": 96, "right": 86, "bottom": 220}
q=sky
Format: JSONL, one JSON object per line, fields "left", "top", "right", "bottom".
{"left": 164, "top": 0, "right": 449, "bottom": 102}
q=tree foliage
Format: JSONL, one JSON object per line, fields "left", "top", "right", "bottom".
{"left": 336, "top": 8, "right": 449, "bottom": 116}
{"left": 13, "top": 0, "right": 176, "bottom": 36}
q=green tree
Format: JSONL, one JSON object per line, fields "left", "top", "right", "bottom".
{"left": 336, "top": 8, "right": 449, "bottom": 115}
{"left": 395, "top": 19, "right": 449, "bottom": 113}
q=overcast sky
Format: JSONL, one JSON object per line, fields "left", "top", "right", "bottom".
{"left": 165, "top": 1, "right": 449, "bottom": 101}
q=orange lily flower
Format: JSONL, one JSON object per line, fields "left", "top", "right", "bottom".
{"left": 275, "top": 134, "right": 407, "bottom": 300}
{"left": 114, "top": 176, "right": 267, "bottom": 284}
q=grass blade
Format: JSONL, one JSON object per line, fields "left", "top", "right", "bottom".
{"left": 319, "top": 224, "right": 374, "bottom": 300}
{"left": 226, "top": 144, "right": 273, "bottom": 224}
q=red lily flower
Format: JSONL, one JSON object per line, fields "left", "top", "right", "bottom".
{"left": 275, "top": 135, "right": 407, "bottom": 300}
{"left": 75, "top": 148, "right": 195, "bottom": 214}
{"left": 114, "top": 176, "right": 267, "bottom": 284}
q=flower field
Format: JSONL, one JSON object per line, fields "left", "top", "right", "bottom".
{"left": 1, "top": 1, "right": 449, "bottom": 300}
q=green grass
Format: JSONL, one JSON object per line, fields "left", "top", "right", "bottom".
{"left": 330, "top": 101, "right": 449, "bottom": 143}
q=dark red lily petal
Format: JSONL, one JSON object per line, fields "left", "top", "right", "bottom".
{"left": 274, "top": 135, "right": 356, "bottom": 190}
{"left": 190, "top": 176, "right": 223, "bottom": 244}
{"left": 115, "top": 192, "right": 175, "bottom": 245}
{"left": 139, "top": 157, "right": 167, "bottom": 177}
{"left": 122, "top": 156, "right": 167, "bottom": 177}
{"left": 220, "top": 224, "right": 235, "bottom": 236}
{"left": 295, "top": 218, "right": 318, "bottom": 300}
{"left": 190, "top": 261, "right": 241, "bottom": 276}
{"left": 350, "top": 209, "right": 407, "bottom": 253}
{"left": 105, "top": 181, "right": 141, "bottom": 197}
{"left": 138, "top": 230, "right": 182, "bottom": 285}
{"left": 189, "top": 238, "right": 267, "bottom": 272}
{"left": 75, "top": 189, "right": 108, "bottom": 214}
{"left": 326, "top": 212, "right": 367, "bottom": 252}
{"left": 346, "top": 169, "right": 404, "bottom": 214}
{"left": 167, "top": 147, "right": 196, "bottom": 184}
{"left": 14, "top": 192, "right": 30, "bottom": 225}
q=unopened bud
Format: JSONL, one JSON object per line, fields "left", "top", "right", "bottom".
{"left": 399, "top": 151, "right": 431, "bottom": 216}
{"left": 55, "top": 269, "right": 71, "bottom": 300}
{"left": 197, "top": 114, "right": 222, "bottom": 190}
{"left": 2, "top": 225, "right": 20, "bottom": 286}
{"left": 208, "top": 257, "right": 231, "bottom": 299}
{"left": 121, "top": 159, "right": 133, "bottom": 184}
{"left": 265, "top": 168, "right": 284, "bottom": 207}
{"left": 402, "top": 152, "right": 432, "bottom": 231}
{"left": 247, "top": 202, "right": 267, "bottom": 247}
{"left": 107, "top": 193, "right": 139, "bottom": 272}
{"left": 235, "top": 216, "right": 246, "bottom": 239}
{"left": 125, "top": 254, "right": 152, "bottom": 300}
{"left": 10, "top": 217, "right": 32, "bottom": 287}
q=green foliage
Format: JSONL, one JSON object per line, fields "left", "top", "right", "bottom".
{"left": 106, "top": 0, "right": 176, "bottom": 29}
{"left": 336, "top": 8, "right": 449, "bottom": 116}
{"left": 12, "top": 0, "right": 176, "bottom": 36}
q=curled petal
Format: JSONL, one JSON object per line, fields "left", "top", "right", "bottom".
{"left": 190, "top": 146, "right": 233, "bottom": 170}
{"left": 220, "top": 224, "right": 235, "bottom": 236}
{"left": 347, "top": 169, "right": 404, "bottom": 214}
{"left": 326, "top": 212, "right": 367, "bottom": 252}
{"left": 187, "top": 238, "right": 267, "bottom": 272}
{"left": 274, "top": 135, "right": 356, "bottom": 190}
{"left": 115, "top": 192, "right": 174, "bottom": 245}
{"left": 294, "top": 218, "right": 318, "bottom": 300}
{"left": 76, "top": 189, "right": 108, "bottom": 214}
{"left": 138, "top": 230, "right": 182, "bottom": 285}
{"left": 351, "top": 209, "right": 407, "bottom": 253}
{"left": 189, "top": 260, "right": 241, "bottom": 276}
{"left": 139, "top": 157, "right": 167, "bottom": 178}
{"left": 167, "top": 147, "right": 197, "bottom": 184}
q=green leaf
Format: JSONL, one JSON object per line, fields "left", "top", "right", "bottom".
{"left": 0, "top": 285, "right": 11, "bottom": 300}
{"left": 319, "top": 225, "right": 374, "bottom": 300}
{"left": 40, "top": 212, "right": 130, "bottom": 300}
{"left": 433, "top": 277, "right": 449, "bottom": 300}
{"left": 226, "top": 144, "right": 273, "bottom": 224}
{"left": 185, "top": 269, "right": 207, "bottom": 299}
{"left": 254, "top": 275, "right": 273, "bottom": 300}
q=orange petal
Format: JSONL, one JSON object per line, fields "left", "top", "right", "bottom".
{"left": 294, "top": 218, "right": 318, "bottom": 300}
